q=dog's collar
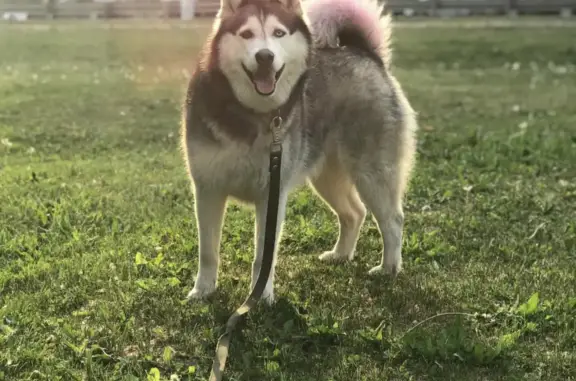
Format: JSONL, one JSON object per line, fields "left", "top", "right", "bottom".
{"left": 267, "top": 69, "right": 309, "bottom": 139}
{"left": 275, "top": 70, "right": 308, "bottom": 118}
{"left": 198, "top": 68, "right": 308, "bottom": 144}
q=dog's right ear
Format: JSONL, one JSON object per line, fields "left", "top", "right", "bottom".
{"left": 218, "top": 0, "right": 243, "bottom": 18}
{"left": 275, "top": 0, "right": 303, "bottom": 15}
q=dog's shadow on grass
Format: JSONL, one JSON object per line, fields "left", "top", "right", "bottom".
{"left": 209, "top": 263, "right": 452, "bottom": 380}
{"left": 210, "top": 261, "right": 516, "bottom": 380}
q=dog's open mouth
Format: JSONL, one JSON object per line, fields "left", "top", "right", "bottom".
{"left": 242, "top": 64, "right": 285, "bottom": 96}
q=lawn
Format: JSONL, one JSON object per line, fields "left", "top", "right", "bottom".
{"left": 1, "top": 18, "right": 576, "bottom": 381}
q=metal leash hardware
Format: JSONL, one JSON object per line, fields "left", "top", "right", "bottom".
{"left": 208, "top": 115, "right": 284, "bottom": 381}
{"left": 270, "top": 115, "right": 283, "bottom": 153}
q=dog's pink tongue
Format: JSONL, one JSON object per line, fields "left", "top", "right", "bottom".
{"left": 253, "top": 77, "right": 275, "bottom": 94}
{"left": 253, "top": 66, "right": 276, "bottom": 94}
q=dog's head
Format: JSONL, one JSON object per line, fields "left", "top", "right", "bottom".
{"left": 209, "top": 0, "right": 311, "bottom": 112}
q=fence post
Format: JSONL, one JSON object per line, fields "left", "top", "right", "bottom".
{"left": 44, "top": 0, "right": 57, "bottom": 19}
{"left": 560, "top": 7, "right": 573, "bottom": 17}
{"left": 161, "top": 0, "right": 170, "bottom": 19}
{"left": 103, "top": 2, "right": 113, "bottom": 19}
{"left": 181, "top": 0, "right": 196, "bottom": 20}
{"left": 429, "top": 0, "right": 441, "bottom": 17}
{"left": 506, "top": 0, "right": 518, "bottom": 16}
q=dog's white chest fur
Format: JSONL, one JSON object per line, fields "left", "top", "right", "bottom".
{"left": 187, "top": 134, "right": 290, "bottom": 202}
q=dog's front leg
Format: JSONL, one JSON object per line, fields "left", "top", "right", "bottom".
{"left": 251, "top": 191, "right": 288, "bottom": 304}
{"left": 187, "top": 188, "right": 227, "bottom": 300}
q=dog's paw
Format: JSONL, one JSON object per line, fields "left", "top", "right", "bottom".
{"left": 262, "top": 288, "right": 275, "bottom": 305}
{"left": 318, "top": 250, "right": 350, "bottom": 263}
{"left": 251, "top": 283, "right": 275, "bottom": 305}
{"left": 186, "top": 283, "right": 216, "bottom": 301}
{"left": 368, "top": 262, "right": 402, "bottom": 277}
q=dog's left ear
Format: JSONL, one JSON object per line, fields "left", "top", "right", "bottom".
{"left": 274, "top": 0, "right": 303, "bottom": 15}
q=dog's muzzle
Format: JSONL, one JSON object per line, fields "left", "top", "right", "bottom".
{"left": 242, "top": 49, "right": 285, "bottom": 96}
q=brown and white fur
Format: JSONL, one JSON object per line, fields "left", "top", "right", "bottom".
{"left": 181, "top": 0, "right": 418, "bottom": 303}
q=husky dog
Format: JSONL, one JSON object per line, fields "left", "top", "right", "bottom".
{"left": 181, "top": 0, "right": 418, "bottom": 303}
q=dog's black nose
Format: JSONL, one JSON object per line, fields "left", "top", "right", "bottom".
{"left": 255, "top": 49, "right": 275, "bottom": 65}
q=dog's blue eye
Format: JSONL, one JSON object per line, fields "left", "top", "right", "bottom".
{"left": 273, "top": 29, "right": 286, "bottom": 38}
{"left": 239, "top": 30, "right": 254, "bottom": 39}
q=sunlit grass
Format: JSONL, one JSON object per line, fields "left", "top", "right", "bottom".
{"left": 1, "top": 19, "right": 575, "bottom": 381}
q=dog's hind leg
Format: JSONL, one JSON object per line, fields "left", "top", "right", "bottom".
{"left": 311, "top": 162, "right": 366, "bottom": 262}
{"left": 187, "top": 188, "right": 227, "bottom": 300}
{"left": 353, "top": 170, "right": 405, "bottom": 276}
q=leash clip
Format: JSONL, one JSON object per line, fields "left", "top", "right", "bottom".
{"left": 270, "top": 116, "right": 283, "bottom": 152}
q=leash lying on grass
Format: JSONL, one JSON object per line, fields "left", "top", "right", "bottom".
{"left": 209, "top": 116, "right": 284, "bottom": 381}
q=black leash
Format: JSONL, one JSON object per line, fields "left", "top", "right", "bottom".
{"left": 208, "top": 115, "right": 284, "bottom": 381}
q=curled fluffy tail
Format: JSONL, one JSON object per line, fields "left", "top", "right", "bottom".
{"left": 304, "top": 0, "right": 392, "bottom": 68}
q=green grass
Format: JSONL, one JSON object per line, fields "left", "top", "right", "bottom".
{"left": 1, "top": 19, "right": 576, "bottom": 381}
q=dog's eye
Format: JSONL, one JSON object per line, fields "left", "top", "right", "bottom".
{"left": 273, "top": 29, "right": 286, "bottom": 38}
{"left": 239, "top": 30, "right": 254, "bottom": 39}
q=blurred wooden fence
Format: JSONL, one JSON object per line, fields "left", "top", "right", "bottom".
{"left": 1, "top": 0, "right": 575, "bottom": 20}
